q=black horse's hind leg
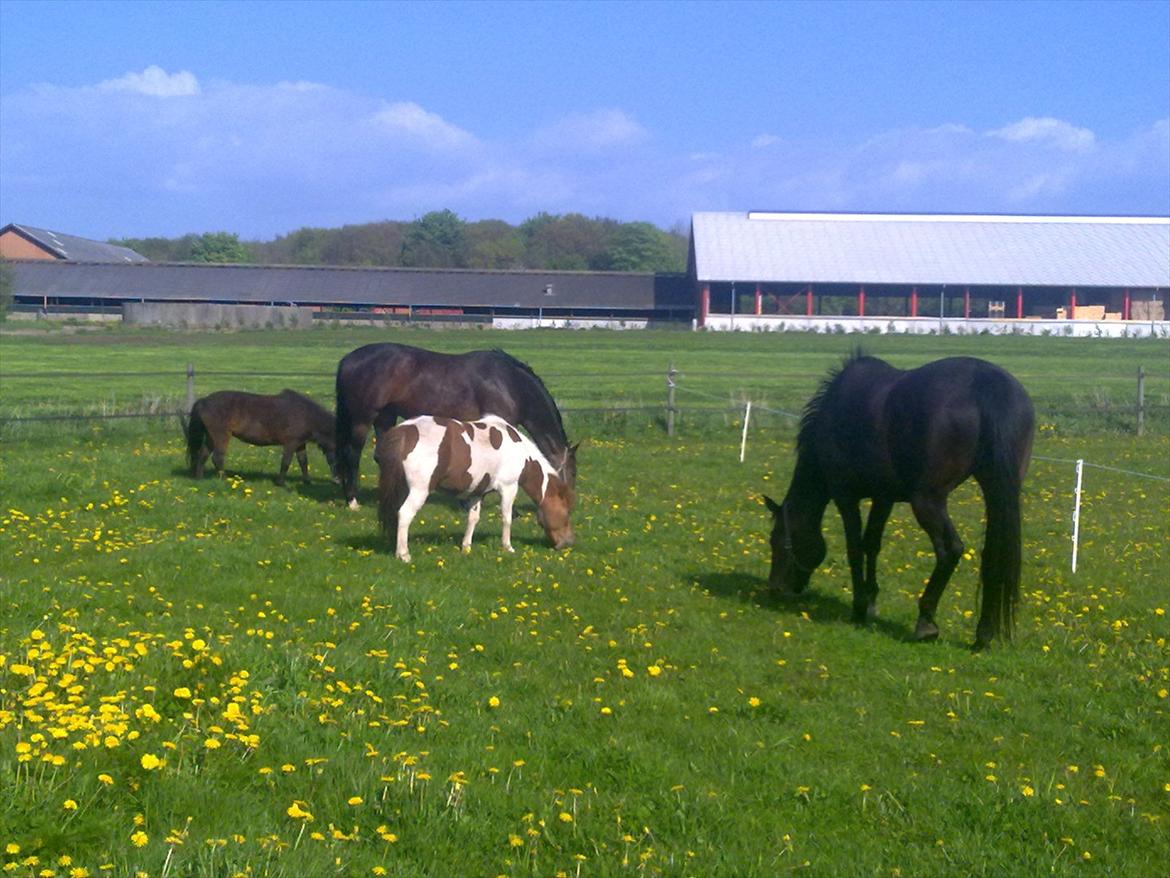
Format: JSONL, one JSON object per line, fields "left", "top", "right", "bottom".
{"left": 296, "top": 446, "right": 310, "bottom": 483}
{"left": 909, "top": 493, "right": 964, "bottom": 641}
{"left": 861, "top": 498, "right": 894, "bottom": 623}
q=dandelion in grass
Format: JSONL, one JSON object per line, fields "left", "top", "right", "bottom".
{"left": 130, "top": 831, "right": 148, "bottom": 848}
{"left": 348, "top": 796, "right": 363, "bottom": 806}
{"left": 558, "top": 812, "right": 573, "bottom": 823}
{"left": 140, "top": 753, "right": 162, "bottom": 770}
{"left": 488, "top": 696, "right": 500, "bottom": 709}
{"left": 286, "top": 801, "right": 314, "bottom": 822}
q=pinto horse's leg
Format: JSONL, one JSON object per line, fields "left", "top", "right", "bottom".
{"left": 861, "top": 498, "right": 894, "bottom": 623}
{"left": 461, "top": 498, "right": 483, "bottom": 552}
{"left": 394, "top": 487, "right": 428, "bottom": 563}
{"left": 909, "top": 493, "right": 965, "bottom": 641}
{"left": 834, "top": 500, "right": 870, "bottom": 624}
{"left": 498, "top": 484, "right": 518, "bottom": 553}
{"left": 296, "top": 446, "right": 310, "bottom": 483}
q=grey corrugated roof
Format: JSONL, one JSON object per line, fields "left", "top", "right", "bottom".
{"left": 2, "top": 224, "right": 149, "bottom": 263}
{"left": 8, "top": 260, "right": 692, "bottom": 311}
{"left": 692, "top": 212, "right": 1170, "bottom": 287}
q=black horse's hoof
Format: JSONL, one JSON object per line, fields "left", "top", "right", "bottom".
{"left": 914, "top": 618, "right": 940, "bottom": 641}
{"left": 853, "top": 602, "right": 878, "bottom": 625}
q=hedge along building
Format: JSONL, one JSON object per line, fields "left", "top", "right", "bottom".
{"left": 689, "top": 212, "right": 1170, "bottom": 336}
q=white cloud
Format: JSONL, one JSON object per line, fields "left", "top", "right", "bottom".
{"left": 534, "top": 109, "right": 647, "bottom": 153}
{"left": 96, "top": 65, "right": 200, "bottom": 97}
{"left": 367, "top": 101, "right": 477, "bottom": 150}
{"left": 988, "top": 116, "right": 1096, "bottom": 153}
{"left": 751, "top": 134, "right": 782, "bottom": 149}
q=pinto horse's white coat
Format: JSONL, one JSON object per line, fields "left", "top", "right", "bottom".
{"left": 376, "top": 415, "right": 574, "bottom": 562}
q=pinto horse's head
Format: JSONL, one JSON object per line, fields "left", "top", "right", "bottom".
{"left": 764, "top": 495, "right": 825, "bottom": 595}
{"left": 537, "top": 473, "right": 576, "bottom": 550}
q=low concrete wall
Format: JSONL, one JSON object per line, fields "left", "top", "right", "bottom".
{"left": 492, "top": 316, "right": 688, "bottom": 330}
{"left": 123, "top": 303, "right": 314, "bottom": 330}
{"left": 703, "top": 314, "right": 1170, "bottom": 338}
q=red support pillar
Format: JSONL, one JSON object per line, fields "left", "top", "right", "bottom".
{"left": 858, "top": 285, "right": 866, "bottom": 317}
{"left": 699, "top": 284, "right": 710, "bottom": 327}
{"left": 754, "top": 283, "right": 762, "bottom": 316}
{"left": 1123, "top": 288, "right": 1131, "bottom": 321}
{"left": 1069, "top": 288, "right": 1077, "bottom": 320}
{"left": 910, "top": 286, "right": 918, "bottom": 318}
{"left": 806, "top": 285, "right": 814, "bottom": 316}
{"left": 1016, "top": 286, "right": 1023, "bottom": 319}
{"left": 964, "top": 286, "right": 971, "bottom": 319}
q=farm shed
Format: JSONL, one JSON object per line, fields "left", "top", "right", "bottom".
{"left": 5, "top": 259, "right": 693, "bottom": 323}
{"left": 689, "top": 212, "right": 1170, "bottom": 329}
{"left": 0, "top": 223, "right": 147, "bottom": 263}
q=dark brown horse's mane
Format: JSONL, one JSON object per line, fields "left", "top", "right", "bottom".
{"left": 796, "top": 348, "right": 870, "bottom": 454}
{"left": 486, "top": 348, "right": 568, "bottom": 440}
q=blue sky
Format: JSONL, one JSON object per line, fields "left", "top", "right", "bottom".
{"left": 1, "top": 0, "right": 1167, "bottom": 240}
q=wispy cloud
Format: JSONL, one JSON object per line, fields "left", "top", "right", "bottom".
{"left": 0, "top": 67, "right": 1166, "bottom": 238}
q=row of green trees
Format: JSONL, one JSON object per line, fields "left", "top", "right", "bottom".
{"left": 113, "top": 211, "right": 688, "bottom": 273}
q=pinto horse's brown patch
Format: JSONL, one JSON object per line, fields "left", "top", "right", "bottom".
{"left": 519, "top": 457, "right": 546, "bottom": 503}
{"left": 488, "top": 426, "right": 503, "bottom": 449}
{"left": 433, "top": 421, "right": 474, "bottom": 492}
{"left": 505, "top": 425, "right": 522, "bottom": 443}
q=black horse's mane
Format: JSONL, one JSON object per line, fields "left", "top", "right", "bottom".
{"left": 487, "top": 348, "right": 568, "bottom": 440}
{"left": 796, "top": 348, "right": 871, "bottom": 454}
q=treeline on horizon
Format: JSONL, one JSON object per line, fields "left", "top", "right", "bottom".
{"left": 112, "top": 210, "right": 689, "bottom": 274}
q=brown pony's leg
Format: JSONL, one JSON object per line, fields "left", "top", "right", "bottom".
{"left": 208, "top": 430, "right": 230, "bottom": 477}
{"left": 909, "top": 493, "right": 964, "bottom": 641}
{"left": 296, "top": 446, "right": 310, "bottom": 483}
{"left": 276, "top": 446, "right": 294, "bottom": 486}
{"left": 194, "top": 444, "right": 211, "bottom": 479}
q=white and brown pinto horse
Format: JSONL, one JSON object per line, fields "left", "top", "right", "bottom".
{"left": 376, "top": 415, "right": 576, "bottom": 562}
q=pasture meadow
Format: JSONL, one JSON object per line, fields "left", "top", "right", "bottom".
{"left": 1, "top": 326, "right": 1168, "bottom": 877}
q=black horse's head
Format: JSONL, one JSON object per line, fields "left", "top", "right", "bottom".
{"left": 552, "top": 442, "right": 579, "bottom": 490}
{"left": 764, "top": 495, "right": 826, "bottom": 595}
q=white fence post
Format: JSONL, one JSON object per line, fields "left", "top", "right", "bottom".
{"left": 739, "top": 400, "right": 752, "bottom": 463}
{"left": 1071, "top": 458, "right": 1084, "bottom": 573}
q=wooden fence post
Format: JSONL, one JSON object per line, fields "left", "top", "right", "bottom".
{"left": 666, "top": 362, "right": 677, "bottom": 437}
{"left": 186, "top": 363, "right": 195, "bottom": 414}
{"left": 1136, "top": 365, "right": 1145, "bottom": 437}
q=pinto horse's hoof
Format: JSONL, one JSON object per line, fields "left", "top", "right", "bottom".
{"left": 397, "top": 552, "right": 412, "bottom": 563}
{"left": 914, "top": 618, "right": 940, "bottom": 642}
{"left": 347, "top": 498, "right": 361, "bottom": 511}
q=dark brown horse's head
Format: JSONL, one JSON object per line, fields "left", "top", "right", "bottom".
{"left": 764, "top": 495, "right": 825, "bottom": 595}
{"left": 537, "top": 475, "right": 576, "bottom": 550}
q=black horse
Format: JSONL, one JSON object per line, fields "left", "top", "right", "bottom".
{"left": 185, "top": 389, "right": 338, "bottom": 485}
{"left": 764, "top": 354, "right": 1034, "bottom": 649}
{"left": 335, "top": 343, "right": 576, "bottom": 508}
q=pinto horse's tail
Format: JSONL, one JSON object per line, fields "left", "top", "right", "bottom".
{"left": 184, "top": 403, "right": 208, "bottom": 475}
{"left": 974, "top": 370, "right": 1035, "bottom": 646}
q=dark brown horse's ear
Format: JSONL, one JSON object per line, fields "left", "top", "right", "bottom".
{"left": 763, "top": 495, "right": 782, "bottom": 516}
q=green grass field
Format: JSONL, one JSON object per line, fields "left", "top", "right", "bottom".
{"left": 1, "top": 326, "right": 1168, "bottom": 877}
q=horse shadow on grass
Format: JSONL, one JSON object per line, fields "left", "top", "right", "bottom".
{"left": 171, "top": 465, "right": 342, "bottom": 503}
{"left": 690, "top": 569, "right": 914, "bottom": 642}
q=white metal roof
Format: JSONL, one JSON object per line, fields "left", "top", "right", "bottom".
{"left": 691, "top": 212, "right": 1170, "bottom": 288}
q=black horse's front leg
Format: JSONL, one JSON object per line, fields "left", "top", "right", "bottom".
{"left": 834, "top": 500, "right": 870, "bottom": 624}
{"left": 860, "top": 498, "right": 894, "bottom": 623}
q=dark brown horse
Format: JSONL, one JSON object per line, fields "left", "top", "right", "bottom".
{"left": 335, "top": 343, "right": 575, "bottom": 508}
{"left": 764, "top": 354, "right": 1034, "bottom": 649}
{"left": 185, "top": 389, "right": 338, "bottom": 485}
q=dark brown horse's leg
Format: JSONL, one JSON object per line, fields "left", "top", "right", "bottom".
{"left": 909, "top": 494, "right": 964, "bottom": 641}
{"left": 861, "top": 498, "right": 894, "bottom": 622}
{"left": 296, "top": 446, "right": 310, "bottom": 483}
{"left": 342, "top": 422, "right": 370, "bottom": 509}
{"left": 834, "top": 500, "right": 870, "bottom": 624}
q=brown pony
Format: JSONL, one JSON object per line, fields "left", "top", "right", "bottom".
{"left": 185, "top": 389, "right": 338, "bottom": 485}
{"left": 376, "top": 415, "right": 576, "bottom": 562}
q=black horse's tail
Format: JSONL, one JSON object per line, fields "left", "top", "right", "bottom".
{"left": 335, "top": 367, "right": 359, "bottom": 501}
{"left": 185, "top": 403, "right": 208, "bottom": 475}
{"left": 974, "top": 371, "right": 1035, "bottom": 645}
{"left": 376, "top": 435, "right": 410, "bottom": 542}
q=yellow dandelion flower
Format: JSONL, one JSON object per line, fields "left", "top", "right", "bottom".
{"left": 130, "top": 831, "right": 148, "bottom": 848}
{"left": 508, "top": 834, "right": 525, "bottom": 847}
{"left": 487, "top": 696, "right": 500, "bottom": 709}
{"left": 1021, "top": 785, "right": 1035, "bottom": 797}
{"left": 647, "top": 665, "right": 662, "bottom": 677}
{"left": 173, "top": 687, "right": 192, "bottom": 699}
{"left": 5, "top": 845, "right": 19, "bottom": 856}
{"left": 748, "top": 696, "right": 761, "bottom": 708}
{"left": 63, "top": 799, "right": 78, "bottom": 810}
{"left": 347, "top": 796, "right": 363, "bottom": 806}
{"left": 286, "top": 801, "right": 313, "bottom": 822}
{"left": 558, "top": 812, "right": 573, "bottom": 823}
{"left": 140, "top": 753, "right": 162, "bottom": 770}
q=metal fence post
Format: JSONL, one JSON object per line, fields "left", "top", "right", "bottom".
{"left": 666, "top": 362, "right": 677, "bottom": 437}
{"left": 1136, "top": 365, "right": 1145, "bottom": 437}
{"left": 186, "top": 363, "right": 195, "bottom": 414}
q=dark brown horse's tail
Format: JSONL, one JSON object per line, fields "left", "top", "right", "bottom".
{"left": 975, "top": 372, "right": 1035, "bottom": 644}
{"left": 376, "top": 435, "right": 410, "bottom": 541}
{"left": 334, "top": 367, "right": 360, "bottom": 501}
{"left": 185, "top": 403, "right": 208, "bottom": 474}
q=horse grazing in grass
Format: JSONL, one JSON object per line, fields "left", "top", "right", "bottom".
{"left": 185, "top": 389, "right": 338, "bottom": 485}
{"left": 764, "top": 354, "right": 1034, "bottom": 649}
{"left": 335, "top": 343, "right": 575, "bottom": 509}
{"left": 377, "top": 415, "right": 576, "bottom": 563}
